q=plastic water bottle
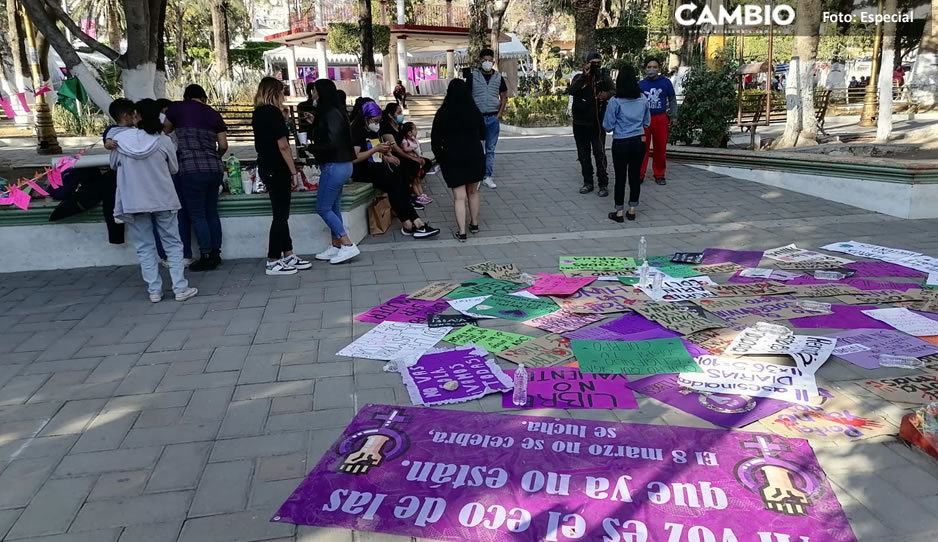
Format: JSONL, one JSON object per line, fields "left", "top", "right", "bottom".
{"left": 638, "top": 236, "right": 647, "bottom": 263}
{"left": 226, "top": 155, "right": 243, "bottom": 195}
{"left": 879, "top": 354, "right": 924, "bottom": 369}
{"left": 512, "top": 364, "right": 528, "bottom": 407}
{"left": 798, "top": 300, "right": 832, "bottom": 313}
{"left": 652, "top": 271, "right": 664, "bottom": 293}
{"left": 814, "top": 270, "right": 846, "bottom": 280}
{"left": 639, "top": 261, "right": 650, "bottom": 288}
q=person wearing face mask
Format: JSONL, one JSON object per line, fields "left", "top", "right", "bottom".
{"left": 638, "top": 58, "right": 678, "bottom": 186}
{"left": 566, "top": 51, "right": 614, "bottom": 197}
{"left": 379, "top": 102, "right": 426, "bottom": 209}
{"left": 464, "top": 48, "right": 508, "bottom": 189}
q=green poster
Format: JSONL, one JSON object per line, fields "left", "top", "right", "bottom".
{"left": 559, "top": 256, "right": 636, "bottom": 271}
{"left": 646, "top": 255, "right": 701, "bottom": 279}
{"left": 571, "top": 338, "right": 702, "bottom": 375}
{"left": 443, "top": 325, "right": 534, "bottom": 353}
{"left": 618, "top": 277, "right": 640, "bottom": 285}
{"left": 468, "top": 294, "right": 559, "bottom": 321}
{"left": 446, "top": 277, "right": 524, "bottom": 300}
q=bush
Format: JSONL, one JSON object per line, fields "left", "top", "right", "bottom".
{"left": 52, "top": 103, "right": 109, "bottom": 137}
{"left": 502, "top": 96, "right": 569, "bottom": 127}
{"left": 669, "top": 61, "right": 737, "bottom": 148}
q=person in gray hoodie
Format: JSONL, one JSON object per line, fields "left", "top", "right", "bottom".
{"left": 110, "top": 99, "right": 198, "bottom": 303}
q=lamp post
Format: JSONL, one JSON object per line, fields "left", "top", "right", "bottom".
{"left": 22, "top": 7, "right": 61, "bottom": 155}
{"left": 859, "top": 0, "right": 884, "bottom": 127}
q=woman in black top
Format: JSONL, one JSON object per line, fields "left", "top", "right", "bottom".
{"left": 379, "top": 103, "right": 425, "bottom": 199}
{"left": 251, "top": 77, "right": 311, "bottom": 276}
{"left": 306, "top": 79, "right": 359, "bottom": 265}
{"left": 431, "top": 79, "right": 486, "bottom": 241}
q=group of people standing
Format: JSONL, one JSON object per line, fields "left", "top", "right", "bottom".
{"left": 567, "top": 54, "right": 678, "bottom": 223}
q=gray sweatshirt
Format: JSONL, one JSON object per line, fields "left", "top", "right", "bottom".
{"left": 109, "top": 129, "right": 180, "bottom": 223}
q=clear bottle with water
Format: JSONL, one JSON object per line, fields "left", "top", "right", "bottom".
{"left": 652, "top": 271, "right": 664, "bottom": 293}
{"left": 639, "top": 261, "right": 650, "bottom": 288}
{"left": 512, "top": 364, "right": 528, "bottom": 407}
{"left": 814, "top": 270, "right": 847, "bottom": 280}
{"left": 638, "top": 236, "right": 647, "bottom": 262}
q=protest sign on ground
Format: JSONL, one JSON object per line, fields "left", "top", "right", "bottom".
{"left": 496, "top": 334, "right": 574, "bottom": 367}
{"left": 694, "top": 296, "right": 828, "bottom": 327}
{"left": 550, "top": 283, "right": 649, "bottom": 314}
{"left": 355, "top": 295, "right": 452, "bottom": 324}
{"left": 400, "top": 347, "right": 512, "bottom": 406}
{"left": 861, "top": 307, "right": 938, "bottom": 337}
{"left": 526, "top": 273, "right": 596, "bottom": 296}
{"left": 759, "top": 389, "right": 893, "bottom": 442}
{"left": 834, "top": 290, "right": 924, "bottom": 305}
{"left": 764, "top": 244, "right": 851, "bottom": 264}
{"left": 633, "top": 302, "right": 726, "bottom": 334}
{"left": 788, "top": 284, "right": 867, "bottom": 298}
{"left": 692, "top": 262, "right": 746, "bottom": 275}
{"left": 503, "top": 368, "right": 638, "bottom": 409}
{"left": 443, "top": 325, "right": 534, "bottom": 353}
{"left": 572, "top": 338, "right": 700, "bottom": 375}
{"left": 337, "top": 322, "right": 451, "bottom": 362}
{"left": 701, "top": 248, "right": 765, "bottom": 267}
{"left": 680, "top": 355, "right": 819, "bottom": 404}
{"left": 465, "top": 262, "right": 526, "bottom": 283}
{"left": 704, "top": 282, "right": 796, "bottom": 298}
{"left": 639, "top": 276, "right": 718, "bottom": 302}
{"left": 409, "top": 282, "right": 460, "bottom": 301}
{"left": 559, "top": 256, "right": 635, "bottom": 270}
{"left": 725, "top": 328, "right": 836, "bottom": 374}
{"left": 468, "top": 294, "right": 558, "bottom": 321}
{"left": 828, "top": 329, "right": 938, "bottom": 370}
{"left": 522, "top": 310, "right": 604, "bottom": 333}
{"left": 857, "top": 374, "right": 938, "bottom": 403}
{"left": 427, "top": 313, "right": 478, "bottom": 328}
{"left": 446, "top": 277, "right": 525, "bottom": 300}
{"left": 684, "top": 327, "right": 740, "bottom": 355}
{"left": 820, "top": 241, "right": 919, "bottom": 261}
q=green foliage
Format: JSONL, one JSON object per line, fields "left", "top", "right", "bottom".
{"left": 327, "top": 22, "right": 390, "bottom": 58}
{"left": 595, "top": 26, "right": 646, "bottom": 61}
{"left": 502, "top": 95, "right": 570, "bottom": 127}
{"left": 230, "top": 41, "right": 281, "bottom": 71}
{"left": 93, "top": 63, "right": 123, "bottom": 97}
{"left": 669, "top": 62, "right": 737, "bottom": 148}
{"left": 52, "top": 103, "right": 109, "bottom": 137}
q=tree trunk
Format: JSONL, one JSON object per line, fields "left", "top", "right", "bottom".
{"left": 468, "top": 0, "right": 491, "bottom": 62}
{"left": 490, "top": 2, "right": 509, "bottom": 59}
{"left": 573, "top": 0, "right": 601, "bottom": 63}
{"left": 910, "top": 0, "right": 938, "bottom": 105}
{"left": 174, "top": 4, "right": 184, "bottom": 75}
{"left": 107, "top": 2, "right": 122, "bottom": 50}
{"left": 211, "top": 0, "right": 230, "bottom": 79}
{"left": 877, "top": 0, "right": 898, "bottom": 141}
{"left": 772, "top": 0, "right": 821, "bottom": 148}
{"left": 358, "top": 0, "right": 380, "bottom": 99}
{"left": 7, "top": 0, "right": 30, "bottom": 93}
{"left": 155, "top": 0, "right": 167, "bottom": 97}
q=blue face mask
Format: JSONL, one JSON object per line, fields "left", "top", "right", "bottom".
{"left": 395, "top": 114, "right": 405, "bottom": 124}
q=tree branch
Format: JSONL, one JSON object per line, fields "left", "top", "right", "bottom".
{"left": 39, "top": 0, "right": 121, "bottom": 60}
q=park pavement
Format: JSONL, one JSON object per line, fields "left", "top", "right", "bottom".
{"left": 2, "top": 141, "right": 938, "bottom": 542}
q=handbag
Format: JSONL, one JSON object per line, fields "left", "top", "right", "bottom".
{"left": 368, "top": 196, "right": 392, "bottom": 235}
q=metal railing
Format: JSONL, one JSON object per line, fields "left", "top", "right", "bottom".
{"left": 288, "top": 2, "right": 469, "bottom": 29}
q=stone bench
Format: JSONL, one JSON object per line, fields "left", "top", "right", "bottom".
{"left": 0, "top": 183, "right": 376, "bottom": 273}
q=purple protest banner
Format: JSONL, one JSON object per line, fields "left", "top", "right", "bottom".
{"left": 628, "top": 374, "right": 792, "bottom": 428}
{"left": 842, "top": 261, "right": 925, "bottom": 278}
{"left": 599, "top": 312, "right": 671, "bottom": 336}
{"left": 273, "top": 404, "right": 857, "bottom": 541}
{"left": 355, "top": 294, "right": 452, "bottom": 324}
{"left": 400, "top": 347, "right": 513, "bottom": 406}
{"left": 789, "top": 305, "right": 893, "bottom": 330}
{"left": 702, "top": 248, "right": 764, "bottom": 268}
{"left": 828, "top": 329, "right": 938, "bottom": 370}
{"left": 501, "top": 368, "right": 639, "bottom": 409}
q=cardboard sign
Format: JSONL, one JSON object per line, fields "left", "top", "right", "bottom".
{"left": 691, "top": 262, "right": 746, "bottom": 275}
{"left": 503, "top": 368, "right": 639, "bottom": 409}
{"left": 496, "top": 334, "right": 575, "bottom": 367}
{"left": 760, "top": 389, "right": 893, "bottom": 441}
{"left": 558, "top": 256, "right": 635, "bottom": 270}
{"left": 399, "top": 347, "right": 512, "bottom": 406}
{"left": 442, "top": 325, "right": 534, "bottom": 353}
{"left": 820, "top": 241, "right": 919, "bottom": 261}
{"left": 572, "top": 338, "right": 701, "bottom": 375}
{"left": 633, "top": 302, "right": 726, "bottom": 335}
{"left": 834, "top": 289, "right": 924, "bottom": 305}
{"left": 628, "top": 373, "right": 791, "bottom": 428}
{"left": 561, "top": 269, "right": 631, "bottom": 278}
{"left": 355, "top": 294, "right": 452, "bottom": 324}
{"left": 764, "top": 244, "right": 851, "bottom": 264}
{"left": 465, "top": 262, "right": 526, "bottom": 283}
{"left": 684, "top": 327, "right": 740, "bottom": 355}
{"left": 898, "top": 290, "right": 938, "bottom": 314}
{"left": 522, "top": 310, "right": 604, "bottom": 333}
{"left": 858, "top": 374, "right": 938, "bottom": 404}
{"left": 788, "top": 284, "right": 866, "bottom": 298}
{"left": 724, "top": 329, "right": 836, "bottom": 374}
{"left": 525, "top": 273, "right": 596, "bottom": 295}
{"left": 704, "top": 282, "right": 796, "bottom": 297}
{"left": 639, "top": 276, "right": 718, "bottom": 302}
{"left": 427, "top": 313, "right": 478, "bottom": 328}
{"left": 842, "top": 261, "right": 925, "bottom": 278}
{"left": 680, "top": 355, "right": 818, "bottom": 405}
{"left": 827, "top": 329, "right": 938, "bottom": 370}
{"left": 446, "top": 277, "right": 524, "bottom": 300}
{"left": 694, "top": 296, "right": 829, "bottom": 327}
{"left": 409, "top": 282, "right": 460, "bottom": 301}
{"left": 550, "top": 283, "right": 649, "bottom": 314}
{"left": 775, "top": 260, "right": 847, "bottom": 270}
{"left": 468, "top": 294, "right": 558, "bottom": 321}
{"left": 337, "top": 322, "right": 452, "bottom": 362}
{"left": 447, "top": 292, "right": 538, "bottom": 319}
{"left": 861, "top": 307, "right": 938, "bottom": 337}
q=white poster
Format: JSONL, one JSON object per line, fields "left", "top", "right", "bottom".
{"left": 337, "top": 322, "right": 452, "bottom": 362}
{"left": 820, "top": 241, "right": 920, "bottom": 261}
{"left": 447, "top": 291, "right": 537, "bottom": 319}
{"left": 638, "top": 276, "right": 717, "bottom": 302}
{"left": 679, "top": 355, "right": 819, "bottom": 405}
{"left": 724, "top": 327, "right": 837, "bottom": 374}
{"left": 764, "top": 243, "right": 852, "bottom": 264}
{"left": 888, "top": 254, "right": 938, "bottom": 275}
{"left": 860, "top": 307, "right": 938, "bottom": 337}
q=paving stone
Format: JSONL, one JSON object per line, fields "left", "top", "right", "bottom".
{"left": 210, "top": 432, "right": 308, "bottom": 463}
{"left": 121, "top": 421, "right": 220, "bottom": 448}
{"left": 146, "top": 442, "right": 212, "bottom": 493}
{"left": 137, "top": 349, "right": 215, "bottom": 366}
{"left": 177, "top": 510, "right": 295, "bottom": 542}
{"left": 84, "top": 355, "right": 138, "bottom": 384}
{"left": 181, "top": 387, "right": 234, "bottom": 423}
{"left": 117, "top": 521, "right": 182, "bottom": 542}
{"left": 255, "top": 453, "right": 308, "bottom": 482}
{"left": 206, "top": 346, "right": 250, "bottom": 373}
{"left": 134, "top": 406, "right": 185, "bottom": 429}
{"left": 0, "top": 508, "right": 22, "bottom": 539}
{"left": 247, "top": 477, "right": 302, "bottom": 510}
{"left": 114, "top": 365, "right": 168, "bottom": 396}
{"left": 218, "top": 399, "right": 270, "bottom": 439}
{"left": 266, "top": 408, "right": 354, "bottom": 432}
{"left": 87, "top": 469, "right": 149, "bottom": 501}
{"left": 0, "top": 375, "right": 49, "bottom": 406}
{"left": 297, "top": 525, "right": 353, "bottom": 542}
{"left": 69, "top": 491, "right": 193, "bottom": 532}
{"left": 0, "top": 419, "right": 48, "bottom": 443}
{"left": 155, "top": 371, "right": 239, "bottom": 392}
{"left": 2, "top": 529, "right": 122, "bottom": 542}
{"left": 0, "top": 435, "right": 78, "bottom": 463}
{"left": 233, "top": 380, "right": 314, "bottom": 401}
{"left": 104, "top": 390, "right": 192, "bottom": 412}
{"left": 70, "top": 409, "right": 138, "bottom": 453}
{"left": 188, "top": 459, "right": 253, "bottom": 517}
{"left": 270, "top": 395, "right": 313, "bottom": 415}
{"left": 0, "top": 457, "right": 57, "bottom": 509}
{"left": 165, "top": 360, "right": 209, "bottom": 376}
{"left": 37, "top": 398, "right": 107, "bottom": 437}
{"left": 54, "top": 447, "right": 162, "bottom": 477}
{"left": 5, "top": 476, "right": 95, "bottom": 538}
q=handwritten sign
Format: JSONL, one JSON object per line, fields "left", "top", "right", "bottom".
{"left": 789, "top": 284, "right": 866, "bottom": 298}
{"left": 561, "top": 269, "right": 631, "bottom": 278}
{"left": 446, "top": 277, "right": 524, "bottom": 300}
{"left": 525, "top": 273, "right": 596, "bottom": 295}
{"left": 820, "top": 241, "right": 919, "bottom": 261}
{"left": 694, "top": 296, "right": 827, "bottom": 326}
{"left": 858, "top": 374, "right": 938, "bottom": 403}
{"left": 522, "top": 310, "right": 604, "bottom": 333}
{"left": 680, "top": 355, "right": 818, "bottom": 405}
{"left": 400, "top": 347, "right": 512, "bottom": 406}
{"left": 558, "top": 256, "right": 635, "bottom": 270}
{"left": 685, "top": 327, "right": 740, "bottom": 355}
{"left": 764, "top": 244, "right": 851, "bottom": 264}
{"left": 550, "top": 283, "right": 649, "bottom": 314}
{"left": 898, "top": 290, "right": 938, "bottom": 314}
{"left": 827, "top": 329, "right": 938, "bottom": 369}
{"left": 775, "top": 260, "right": 846, "bottom": 270}
{"left": 469, "top": 294, "right": 558, "bottom": 321}
{"left": 834, "top": 289, "right": 924, "bottom": 305}
{"left": 861, "top": 307, "right": 938, "bottom": 337}
{"left": 503, "top": 368, "right": 638, "bottom": 409}
{"left": 691, "top": 262, "right": 745, "bottom": 275}
{"left": 442, "top": 325, "right": 533, "bottom": 353}
{"left": 704, "top": 282, "right": 795, "bottom": 297}
{"left": 888, "top": 254, "right": 938, "bottom": 275}
{"left": 760, "top": 389, "right": 893, "bottom": 441}
{"left": 355, "top": 294, "right": 451, "bottom": 324}
{"left": 409, "top": 282, "right": 460, "bottom": 301}
{"left": 842, "top": 261, "right": 925, "bottom": 278}
{"left": 633, "top": 302, "right": 725, "bottom": 335}
{"left": 571, "top": 338, "right": 700, "bottom": 375}
{"left": 465, "top": 262, "right": 526, "bottom": 283}
{"left": 427, "top": 313, "right": 478, "bottom": 328}
{"left": 725, "top": 328, "right": 836, "bottom": 374}
{"left": 639, "top": 276, "right": 718, "bottom": 302}
{"left": 447, "top": 291, "right": 537, "bottom": 319}
{"left": 337, "top": 322, "right": 451, "bottom": 362}
{"left": 496, "top": 334, "right": 574, "bottom": 367}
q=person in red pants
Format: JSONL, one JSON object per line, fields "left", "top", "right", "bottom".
{"left": 638, "top": 58, "right": 678, "bottom": 185}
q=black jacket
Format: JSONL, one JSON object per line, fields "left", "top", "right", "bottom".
{"left": 308, "top": 108, "right": 356, "bottom": 164}
{"left": 567, "top": 70, "right": 614, "bottom": 126}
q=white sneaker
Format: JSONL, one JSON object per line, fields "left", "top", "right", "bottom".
{"left": 266, "top": 259, "right": 298, "bottom": 275}
{"left": 174, "top": 287, "right": 198, "bottom": 301}
{"left": 315, "top": 246, "right": 340, "bottom": 261}
{"left": 149, "top": 292, "right": 163, "bottom": 303}
{"left": 283, "top": 254, "right": 312, "bottom": 270}
{"left": 482, "top": 176, "right": 497, "bottom": 189}
{"left": 329, "top": 244, "right": 360, "bottom": 264}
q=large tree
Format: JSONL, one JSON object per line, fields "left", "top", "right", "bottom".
{"left": 469, "top": 0, "right": 492, "bottom": 61}
{"left": 490, "top": 0, "right": 510, "bottom": 59}
{"left": 877, "top": 0, "right": 899, "bottom": 141}
{"left": 73, "top": 0, "right": 124, "bottom": 49}
{"left": 571, "top": 0, "right": 601, "bottom": 62}
{"left": 358, "top": 0, "right": 380, "bottom": 98}
{"left": 772, "top": 0, "right": 822, "bottom": 148}
{"left": 211, "top": 0, "right": 230, "bottom": 78}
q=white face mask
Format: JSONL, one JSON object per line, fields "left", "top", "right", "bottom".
{"left": 367, "top": 122, "right": 380, "bottom": 133}
{"left": 481, "top": 60, "right": 494, "bottom": 71}
{"left": 159, "top": 112, "right": 166, "bottom": 124}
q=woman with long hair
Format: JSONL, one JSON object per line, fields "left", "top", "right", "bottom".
{"left": 251, "top": 76, "right": 311, "bottom": 275}
{"left": 603, "top": 66, "right": 650, "bottom": 222}
{"left": 431, "top": 79, "right": 486, "bottom": 241}
{"left": 379, "top": 102, "right": 426, "bottom": 207}
{"left": 306, "top": 78, "right": 359, "bottom": 264}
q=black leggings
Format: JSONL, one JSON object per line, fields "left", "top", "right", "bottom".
{"left": 611, "top": 136, "right": 646, "bottom": 210}
{"left": 263, "top": 170, "right": 293, "bottom": 259}
{"left": 356, "top": 162, "right": 419, "bottom": 223}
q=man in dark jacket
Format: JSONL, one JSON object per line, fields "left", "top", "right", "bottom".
{"left": 566, "top": 51, "right": 614, "bottom": 196}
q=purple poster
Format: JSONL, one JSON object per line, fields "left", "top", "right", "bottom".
{"left": 702, "top": 248, "right": 764, "bottom": 268}
{"left": 501, "top": 368, "right": 639, "bottom": 409}
{"left": 842, "top": 261, "right": 925, "bottom": 278}
{"left": 400, "top": 347, "right": 513, "bottom": 406}
{"left": 273, "top": 405, "right": 857, "bottom": 541}
{"left": 828, "top": 329, "right": 938, "bottom": 370}
{"left": 356, "top": 294, "right": 452, "bottom": 324}
{"left": 629, "top": 374, "right": 792, "bottom": 428}
{"left": 599, "top": 312, "right": 672, "bottom": 336}
{"left": 789, "top": 305, "right": 893, "bottom": 330}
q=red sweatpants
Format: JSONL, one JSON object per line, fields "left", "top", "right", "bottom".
{"left": 641, "top": 112, "right": 669, "bottom": 180}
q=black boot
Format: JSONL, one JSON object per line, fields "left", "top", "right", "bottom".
{"left": 190, "top": 253, "right": 217, "bottom": 272}
{"left": 210, "top": 249, "right": 222, "bottom": 267}
{"left": 579, "top": 183, "right": 594, "bottom": 194}
{"left": 597, "top": 186, "right": 609, "bottom": 197}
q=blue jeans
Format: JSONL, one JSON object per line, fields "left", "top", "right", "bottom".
{"left": 317, "top": 162, "right": 353, "bottom": 238}
{"left": 483, "top": 115, "right": 500, "bottom": 177}
{"left": 128, "top": 211, "right": 189, "bottom": 295}
{"left": 154, "top": 176, "right": 191, "bottom": 259}
{"left": 180, "top": 172, "right": 223, "bottom": 253}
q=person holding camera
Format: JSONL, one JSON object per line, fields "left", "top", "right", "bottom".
{"left": 566, "top": 51, "right": 614, "bottom": 197}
